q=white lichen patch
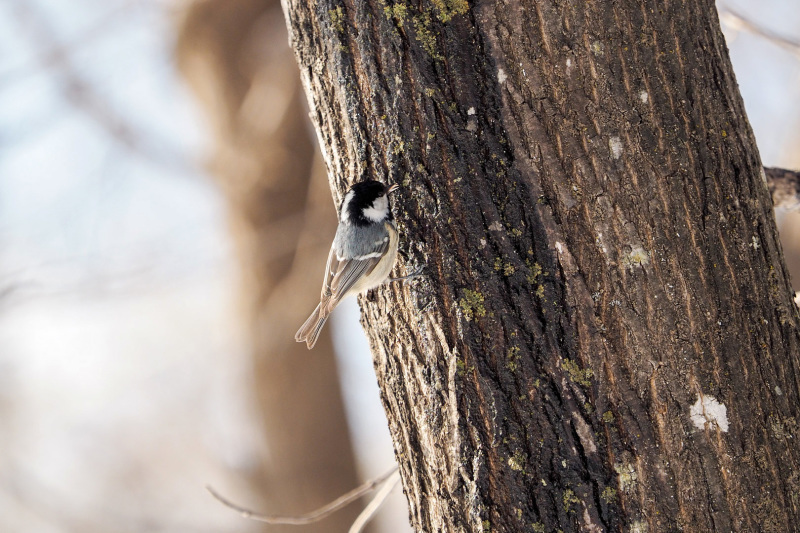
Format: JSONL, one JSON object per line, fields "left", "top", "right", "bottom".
{"left": 614, "top": 462, "right": 638, "bottom": 491}
{"left": 467, "top": 107, "right": 476, "bottom": 115}
{"left": 690, "top": 394, "right": 729, "bottom": 432}
{"left": 497, "top": 68, "right": 507, "bottom": 83}
{"left": 639, "top": 90, "right": 649, "bottom": 104}
{"left": 622, "top": 246, "right": 650, "bottom": 269}
{"left": 595, "top": 233, "right": 608, "bottom": 255}
{"left": 609, "top": 137, "right": 623, "bottom": 159}
{"left": 630, "top": 520, "right": 648, "bottom": 533}
{"left": 488, "top": 221, "right": 503, "bottom": 232}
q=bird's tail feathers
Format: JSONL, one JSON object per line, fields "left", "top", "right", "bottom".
{"left": 295, "top": 303, "right": 329, "bottom": 349}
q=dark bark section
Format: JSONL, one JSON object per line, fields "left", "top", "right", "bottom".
{"left": 176, "top": 2, "right": 362, "bottom": 531}
{"left": 283, "top": 0, "right": 800, "bottom": 532}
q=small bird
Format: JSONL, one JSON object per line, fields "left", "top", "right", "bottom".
{"left": 296, "top": 180, "right": 401, "bottom": 349}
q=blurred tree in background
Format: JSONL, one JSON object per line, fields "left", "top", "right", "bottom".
{"left": 176, "top": 1, "right": 364, "bottom": 531}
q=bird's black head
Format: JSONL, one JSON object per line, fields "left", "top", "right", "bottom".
{"left": 340, "top": 180, "right": 396, "bottom": 226}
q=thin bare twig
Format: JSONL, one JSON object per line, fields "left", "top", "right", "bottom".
{"left": 719, "top": 6, "right": 800, "bottom": 57}
{"left": 348, "top": 470, "right": 401, "bottom": 533}
{"left": 0, "top": 2, "right": 133, "bottom": 85}
{"left": 206, "top": 466, "right": 399, "bottom": 525}
{"left": 8, "top": 0, "right": 198, "bottom": 175}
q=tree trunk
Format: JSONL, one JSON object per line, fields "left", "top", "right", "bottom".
{"left": 282, "top": 0, "right": 800, "bottom": 532}
{"left": 176, "top": 2, "right": 363, "bottom": 531}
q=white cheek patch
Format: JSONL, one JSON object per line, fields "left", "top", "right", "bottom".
{"left": 340, "top": 190, "right": 355, "bottom": 222}
{"left": 363, "top": 195, "right": 389, "bottom": 222}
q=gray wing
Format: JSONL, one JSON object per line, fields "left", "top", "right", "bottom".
{"left": 319, "top": 234, "right": 390, "bottom": 315}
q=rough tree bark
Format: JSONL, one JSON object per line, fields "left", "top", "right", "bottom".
{"left": 282, "top": 0, "right": 800, "bottom": 532}
{"left": 176, "top": 2, "right": 363, "bottom": 531}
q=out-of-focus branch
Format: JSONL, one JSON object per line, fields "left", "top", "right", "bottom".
{"left": 348, "top": 471, "right": 401, "bottom": 533}
{"left": 766, "top": 167, "right": 800, "bottom": 210}
{"left": 719, "top": 6, "right": 800, "bottom": 57}
{"left": 176, "top": 2, "right": 366, "bottom": 532}
{"left": 206, "top": 467, "right": 399, "bottom": 526}
{"left": 8, "top": 0, "right": 196, "bottom": 174}
{"left": 0, "top": 2, "right": 133, "bottom": 85}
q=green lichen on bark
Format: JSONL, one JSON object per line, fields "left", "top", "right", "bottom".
{"left": 494, "top": 257, "right": 515, "bottom": 276}
{"left": 506, "top": 346, "right": 520, "bottom": 371}
{"left": 562, "top": 488, "right": 580, "bottom": 513}
{"left": 412, "top": 12, "right": 442, "bottom": 59}
{"left": 460, "top": 289, "right": 486, "bottom": 321}
{"left": 601, "top": 486, "right": 618, "bottom": 504}
{"left": 431, "top": 0, "right": 470, "bottom": 22}
{"left": 328, "top": 6, "right": 345, "bottom": 33}
{"left": 562, "top": 358, "right": 594, "bottom": 386}
{"left": 383, "top": 2, "right": 408, "bottom": 27}
{"left": 508, "top": 449, "right": 526, "bottom": 472}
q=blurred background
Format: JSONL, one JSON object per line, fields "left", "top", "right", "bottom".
{"left": 0, "top": 0, "right": 797, "bottom": 531}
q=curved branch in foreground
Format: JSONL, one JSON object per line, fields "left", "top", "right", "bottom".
{"left": 205, "top": 466, "right": 399, "bottom": 525}
{"left": 348, "top": 470, "right": 402, "bottom": 533}
{"left": 766, "top": 167, "right": 800, "bottom": 210}
{"left": 719, "top": 6, "right": 800, "bottom": 56}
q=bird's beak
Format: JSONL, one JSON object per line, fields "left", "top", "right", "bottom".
{"left": 387, "top": 184, "right": 400, "bottom": 194}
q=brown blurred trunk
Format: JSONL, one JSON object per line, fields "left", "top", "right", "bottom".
{"left": 176, "top": 1, "right": 362, "bottom": 531}
{"left": 282, "top": 0, "right": 800, "bottom": 532}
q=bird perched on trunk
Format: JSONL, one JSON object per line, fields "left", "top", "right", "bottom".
{"left": 296, "top": 180, "right": 400, "bottom": 349}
